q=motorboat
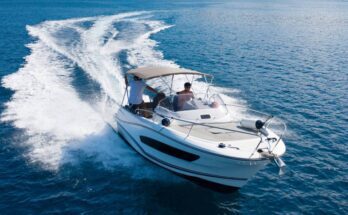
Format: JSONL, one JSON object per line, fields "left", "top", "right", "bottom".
{"left": 116, "top": 66, "right": 286, "bottom": 192}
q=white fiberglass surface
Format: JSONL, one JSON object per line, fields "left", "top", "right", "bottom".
{"left": 157, "top": 93, "right": 228, "bottom": 116}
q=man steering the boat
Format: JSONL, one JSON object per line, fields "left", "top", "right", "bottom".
{"left": 125, "top": 75, "right": 158, "bottom": 113}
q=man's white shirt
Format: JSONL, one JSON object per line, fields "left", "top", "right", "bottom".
{"left": 128, "top": 80, "right": 146, "bottom": 104}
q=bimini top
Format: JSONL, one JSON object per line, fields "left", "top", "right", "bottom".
{"left": 127, "top": 66, "right": 208, "bottom": 80}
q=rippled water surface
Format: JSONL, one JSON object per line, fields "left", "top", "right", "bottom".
{"left": 0, "top": 0, "right": 347, "bottom": 214}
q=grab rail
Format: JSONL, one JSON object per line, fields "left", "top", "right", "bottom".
{"left": 130, "top": 102, "right": 286, "bottom": 158}
{"left": 135, "top": 108, "right": 260, "bottom": 137}
{"left": 224, "top": 104, "right": 287, "bottom": 157}
{"left": 224, "top": 104, "right": 287, "bottom": 140}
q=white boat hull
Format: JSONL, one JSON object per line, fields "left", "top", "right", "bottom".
{"left": 116, "top": 108, "right": 271, "bottom": 191}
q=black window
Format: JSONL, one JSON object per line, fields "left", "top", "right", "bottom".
{"left": 140, "top": 136, "right": 199, "bottom": 162}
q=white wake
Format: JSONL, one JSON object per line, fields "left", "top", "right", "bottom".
{"left": 1, "top": 11, "right": 243, "bottom": 179}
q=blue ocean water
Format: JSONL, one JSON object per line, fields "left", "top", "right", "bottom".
{"left": 0, "top": 0, "right": 347, "bottom": 214}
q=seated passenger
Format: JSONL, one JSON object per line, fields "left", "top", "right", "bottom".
{"left": 176, "top": 82, "right": 194, "bottom": 111}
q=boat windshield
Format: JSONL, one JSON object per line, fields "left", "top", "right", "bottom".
{"left": 157, "top": 93, "right": 228, "bottom": 113}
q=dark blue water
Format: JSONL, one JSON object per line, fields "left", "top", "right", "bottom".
{"left": 1, "top": 0, "right": 347, "bottom": 214}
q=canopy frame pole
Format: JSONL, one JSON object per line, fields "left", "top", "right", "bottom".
{"left": 190, "top": 74, "right": 197, "bottom": 96}
{"left": 184, "top": 74, "right": 190, "bottom": 82}
{"left": 122, "top": 74, "right": 129, "bottom": 106}
{"left": 170, "top": 74, "right": 174, "bottom": 95}
{"left": 203, "top": 74, "right": 210, "bottom": 101}
{"left": 191, "top": 74, "right": 195, "bottom": 84}
{"left": 159, "top": 76, "right": 172, "bottom": 93}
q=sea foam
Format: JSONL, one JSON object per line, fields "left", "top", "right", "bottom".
{"left": 1, "top": 11, "right": 243, "bottom": 179}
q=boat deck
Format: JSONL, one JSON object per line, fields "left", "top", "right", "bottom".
{"left": 166, "top": 121, "right": 263, "bottom": 158}
{"left": 170, "top": 121, "right": 260, "bottom": 142}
